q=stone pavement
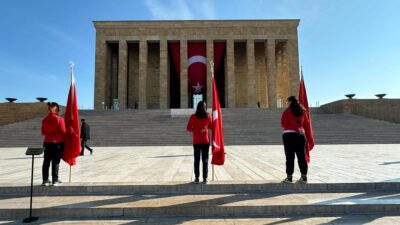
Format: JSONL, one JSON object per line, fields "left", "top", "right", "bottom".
{"left": 0, "top": 144, "right": 399, "bottom": 224}
{"left": 0, "top": 144, "right": 399, "bottom": 185}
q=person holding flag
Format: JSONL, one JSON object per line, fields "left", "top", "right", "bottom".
{"left": 186, "top": 100, "right": 213, "bottom": 184}
{"left": 281, "top": 96, "right": 310, "bottom": 184}
{"left": 41, "top": 102, "right": 66, "bottom": 186}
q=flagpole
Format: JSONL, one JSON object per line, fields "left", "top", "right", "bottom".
{"left": 68, "top": 61, "right": 74, "bottom": 184}
{"left": 69, "top": 166, "right": 72, "bottom": 183}
{"left": 210, "top": 60, "right": 215, "bottom": 182}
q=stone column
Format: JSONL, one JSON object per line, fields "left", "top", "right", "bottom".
{"left": 138, "top": 39, "right": 147, "bottom": 109}
{"left": 180, "top": 39, "right": 188, "bottom": 108}
{"left": 288, "top": 36, "right": 300, "bottom": 97}
{"left": 226, "top": 39, "right": 235, "bottom": 108}
{"left": 94, "top": 39, "right": 107, "bottom": 110}
{"left": 206, "top": 39, "right": 214, "bottom": 106}
{"left": 159, "top": 38, "right": 168, "bottom": 109}
{"left": 266, "top": 39, "right": 277, "bottom": 108}
{"left": 247, "top": 39, "right": 256, "bottom": 107}
{"left": 118, "top": 40, "right": 127, "bottom": 109}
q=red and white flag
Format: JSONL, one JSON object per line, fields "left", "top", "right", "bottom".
{"left": 298, "top": 70, "right": 315, "bottom": 163}
{"left": 62, "top": 64, "right": 80, "bottom": 166}
{"left": 188, "top": 42, "right": 207, "bottom": 95}
{"left": 211, "top": 72, "right": 225, "bottom": 165}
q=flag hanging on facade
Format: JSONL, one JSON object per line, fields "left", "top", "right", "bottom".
{"left": 298, "top": 70, "right": 315, "bottom": 163}
{"left": 62, "top": 64, "right": 81, "bottom": 166}
{"left": 211, "top": 69, "right": 225, "bottom": 165}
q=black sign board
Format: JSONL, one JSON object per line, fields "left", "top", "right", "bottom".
{"left": 25, "top": 148, "right": 44, "bottom": 156}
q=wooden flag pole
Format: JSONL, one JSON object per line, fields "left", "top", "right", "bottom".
{"left": 210, "top": 60, "right": 215, "bottom": 182}
{"left": 212, "top": 165, "right": 215, "bottom": 181}
{"left": 69, "top": 166, "right": 72, "bottom": 183}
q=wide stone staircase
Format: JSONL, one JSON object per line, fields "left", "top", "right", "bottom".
{"left": 0, "top": 108, "right": 400, "bottom": 147}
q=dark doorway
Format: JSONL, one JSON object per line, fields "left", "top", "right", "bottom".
{"left": 107, "top": 43, "right": 119, "bottom": 109}
{"left": 215, "top": 49, "right": 226, "bottom": 108}
{"left": 169, "top": 51, "right": 180, "bottom": 108}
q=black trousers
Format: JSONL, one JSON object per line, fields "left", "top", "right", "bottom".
{"left": 42, "top": 142, "right": 64, "bottom": 181}
{"left": 282, "top": 132, "right": 308, "bottom": 176}
{"left": 193, "top": 144, "right": 210, "bottom": 180}
{"left": 81, "top": 139, "right": 92, "bottom": 155}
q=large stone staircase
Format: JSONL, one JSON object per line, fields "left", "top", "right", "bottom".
{"left": 0, "top": 108, "right": 399, "bottom": 147}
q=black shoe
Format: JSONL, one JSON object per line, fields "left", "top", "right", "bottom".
{"left": 281, "top": 176, "right": 293, "bottom": 184}
{"left": 296, "top": 175, "right": 308, "bottom": 184}
{"left": 202, "top": 179, "right": 208, "bottom": 184}
{"left": 90, "top": 150, "right": 93, "bottom": 155}
{"left": 80, "top": 153, "right": 84, "bottom": 156}
{"left": 52, "top": 180, "right": 62, "bottom": 186}
{"left": 41, "top": 180, "right": 51, "bottom": 186}
{"left": 193, "top": 178, "right": 199, "bottom": 184}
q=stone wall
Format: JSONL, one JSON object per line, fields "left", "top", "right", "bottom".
{"left": 128, "top": 43, "right": 139, "bottom": 109}
{"left": 0, "top": 103, "right": 64, "bottom": 126}
{"left": 235, "top": 42, "right": 247, "bottom": 107}
{"left": 147, "top": 42, "right": 160, "bottom": 109}
{"left": 321, "top": 99, "right": 400, "bottom": 123}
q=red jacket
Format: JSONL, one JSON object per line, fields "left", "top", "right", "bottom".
{"left": 41, "top": 113, "right": 66, "bottom": 143}
{"left": 281, "top": 108, "right": 309, "bottom": 133}
{"left": 186, "top": 114, "right": 213, "bottom": 144}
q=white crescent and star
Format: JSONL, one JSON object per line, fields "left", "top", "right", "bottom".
{"left": 213, "top": 110, "right": 218, "bottom": 122}
{"left": 212, "top": 140, "right": 220, "bottom": 149}
{"left": 188, "top": 55, "right": 206, "bottom": 94}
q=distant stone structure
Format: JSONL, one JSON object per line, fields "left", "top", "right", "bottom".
{"left": 321, "top": 99, "right": 400, "bottom": 123}
{"left": 0, "top": 103, "right": 65, "bottom": 126}
{"left": 93, "top": 20, "right": 300, "bottom": 109}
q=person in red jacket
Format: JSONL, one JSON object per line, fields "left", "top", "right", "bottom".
{"left": 41, "top": 102, "right": 66, "bottom": 186}
{"left": 281, "top": 96, "right": 310, "bottom": 184}
{"left": 186, "top": 101, "right": 213, "bottom": 184}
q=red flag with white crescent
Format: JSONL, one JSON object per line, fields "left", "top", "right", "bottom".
{"left": 211, "top": 73, "right": 225, "bottom": 165}
{"left": 298, "top": 71, "right": 315, "bottom": 163}
{"left": 188, "top": 42, "right": 207, "bottom": 94}
{"left": 62, "top": 66, "right": 80, "bottom": 166}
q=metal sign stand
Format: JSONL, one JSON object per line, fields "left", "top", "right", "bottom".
{"left": 23, "top": 147, "right": 44, "bottom": 223}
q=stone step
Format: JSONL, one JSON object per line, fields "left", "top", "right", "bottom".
{"left": 2, "top": 182, "right": 399, "bottom": 195}
{"left": 2, "top": 215, "right": 400, "bottom": 224}
{"left": 1, "top": 190, "right": 399, "bottom": 218}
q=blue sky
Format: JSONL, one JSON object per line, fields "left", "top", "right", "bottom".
{"left": 1, "top": 0, "right": 399, "bottom": 108}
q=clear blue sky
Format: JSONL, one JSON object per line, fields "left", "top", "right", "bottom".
{"left": 1, "top": 0, "right": 399, "bottom": 108}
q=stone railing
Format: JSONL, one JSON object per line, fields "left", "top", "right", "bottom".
{"left": 320, "top": 99, "right": 400, "bottom": 123}
{"left": 0, "top": 103, "right": 65, "bottom": 126}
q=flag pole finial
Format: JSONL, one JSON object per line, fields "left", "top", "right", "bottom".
{"left": 210, "top": 61, "right": 214, "bottom": 77}
{"left": 69, "top": 61, "right": 75, "bottom": 73}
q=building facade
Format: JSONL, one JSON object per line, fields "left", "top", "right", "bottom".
{"left": 93, "top": 20, "right": 300, "bottom": 109}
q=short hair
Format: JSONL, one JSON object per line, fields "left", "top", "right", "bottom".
{"left": 81, "top": 119, "right": 85, "bottom": 122}
{"left": 287, "top": 96, "right": 297, "bottom": 103}
{"left": 47, "top": 102, "right": 59, "bottom": 113}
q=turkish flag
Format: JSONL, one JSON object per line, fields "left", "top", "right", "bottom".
{"left": 298, "top": 71, "right": 315, "bottom": 163}
{"left": 62, "top": 67, "right": 81, "bottom": 166}
{"left": 211, "top": 73, "right": 225, "bottom": 165}
{"left": 188, "top": 42, "right": 206, "bottom": 94}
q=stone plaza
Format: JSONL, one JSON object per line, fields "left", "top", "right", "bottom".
{"left": 0, "top": 144, "right": 400, "bottom": 224}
